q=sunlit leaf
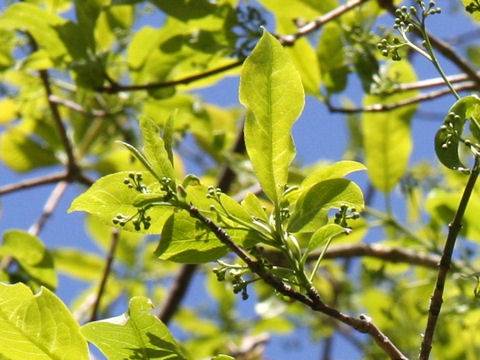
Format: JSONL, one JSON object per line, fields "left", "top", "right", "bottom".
{"left": 362, "top": 60, "right": 417, "bottom": 193}
{"left": 0, "top": 282, "right": 88, "bottom": 360}
{"left": 288, "top": 179, "right": 364, "bottom": 233}
{"left": 82, "top": 296, "right": 188, "bottom": 360}
{"left": 1, "top": 230, "right": 57, "bottom": 291}
{"left": 307, "top": 223, "right": 346, "bottom": 254}
{"left": 240, "top": 30, "right": 304, "bottom": 204}
{"left": 52, "top": 248, "right": 105, "bottom": 281}
{"left": 434, "top": 95, "right": 480, "bottom": 172}
{"left": 69, "top": 171, "right": 173, "bottom": 233}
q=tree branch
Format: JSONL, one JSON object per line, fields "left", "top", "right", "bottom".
{"left": 187, "top": 205, "right": 408, "bottom": 360}
{"left": 0, "top": 171, "right": 68, "bottom": 196}
{"left": 89, "top": 229, "right": 120, "bottom": 322}
{"left": 96, "top": 59, "right": 244, "bottom": 93}
{"left": 326, "top": 82, "right": 475, "bottom": 114}
{"left": 156, "top": 126, "right": 246, "bottom": 324}
{"left": 279, "top": 0, "right": 368, "bottom": 45}
{"left": 28, "top": 181, "right": 69, "bottom": 236}
{"left": 48, "top": 95, "right": 108, "bottom": 117}
{"left": 419, "top": 158, "right": 480, "bottom": 360}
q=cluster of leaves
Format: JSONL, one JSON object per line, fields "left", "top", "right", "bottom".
{"left": 2, "top": 0, "right": 480, "bottom": 359}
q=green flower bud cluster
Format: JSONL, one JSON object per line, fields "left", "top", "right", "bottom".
{"left": 334, "top": 204, "right": 360, "bottom": 228}
{"left": 438, "top": 112, "right": 461, "bottom": 150}
{"left": 466, "top": 0, "right": 480, "bottom": 14}
{"left": 123, "top": 172, "right": 147, "bottom": 192}
{"left": 113, "top": 209, "right": 152, "bottom": 231}
{"left": 213, "top": 261, "right": 251, "bottom": 300}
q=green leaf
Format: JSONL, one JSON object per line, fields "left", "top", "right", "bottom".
{"left": 307, "top": 223, "right": 346, "bottom": 254}
{"left": 1, "top": 230, "right": 57, "bottom": 291}
{"left": 81, "top": 296, "right": 188, "bottom": 360}
{"left": 0, "top": 282, "right": 89, "bottom": 360}
{"left": 362, "top": 61, "right": 417, "bottom": 193}
{"left": 0, "top": 126, "right": 58, "bottom": 172}
{"left": 434, "top": 95, "right": 480, "bottom": 172}
{"left": 154, "top": 212, "right": 228, "bottom": 263}
{"left": 300, "top": 160, "right": 367, "bottom": 190}
{"left": 288, "top": 179, "right": 364, "bottom": 233}
{"left": 140, "top": 116, "right": 176, "bottom": 182}
{"left": 258, "top": 0, "right": 338, "bottom": 19}
{"left": 241, "top": 192, "right": 269, "bottom": 222}
{"left": 52, "top": 248, "right": 105, "bottom": 281}
{"left": 317, "top": 22, "right": 349, "bottom": 93}
{"left": 239, "top": 30, "right": 305, "bottom": 204}
{"left": 69, "top": 171, "right": 173, "bottom": 233}
{"left": 0, "top": 3, "right": 68, "bottom": 64}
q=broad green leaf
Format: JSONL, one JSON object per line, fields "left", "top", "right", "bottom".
{"left": 212, "top": 356, "right": 235, "bottom": 360}
{"left": 300, "top": 160, "right": 367, "bottom": 190}
{"left": 317, "top": 22, "right": 349, "bottom": 93}
{"left": 155, "top": 212, "right": 229, "bottom": 263}
{"left": 140, "top": 116, "right": 176, "bottom": 182}
{"left": 362, "top": 61, "right": 417, "bottom": 193}
{"left": 241, "top": 192, "right": 269, "bottom": 222}
{"left": 0, "top": 98, "right": 19, "bottom": 124}
{"left": 239, "top": 30, "right": 304, "bottom": 204}
{"left": 81, "top": 296, "right": 188, "bottom": 360}
{"left": 19, "top": 50, "right": 54, "bottom": 71}
{"left": 307, "top": 223, "right": 346, "bottom": 254}
{"left": 94, "top": 5, "right": 134, "bottom": 51}
{"left": 163, "top": 110, "right": 176, "bottom": 166}
{"left": 69, "top": 171, "right": 173, "bottom": 233}
{"left": 0, "top": 127, "right": 58, "bottom": 172}
{"left": 1, "top": 230, "right": 57, "bottom": 291}
{"left": 434, "top": 95, "right": 480, "bottom": 172}
{"left": 74, "top": 0, "right": 109, "bottom": 51}
{"left": 0, "top": 3, "right": 68, "bottom": 64}
{"left": 52, "top": 248, "right": 104, "bottom": 281}
{"left": 288, "top": 179, "right": 364, "bottom": 233}
{"left": 0, "top": 282, "right": 88, "bottom": 360}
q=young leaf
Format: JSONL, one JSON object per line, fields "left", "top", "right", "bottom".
{"left": 362, "top": 61, "right": 418, "bottom": 193}
{"left": 154, "top": 212, "right": 229, "bottom": 263}
{"left": 140, "top": 116, "right": 176, "bottom": 182}
{"left": 288, "top": 178, "right": 364, "bottom": 233}
{"left": 52, "top": 248, "right": 105, "bottom": 281}
{"left": 1, "top": 230, "right": 57, "bottom": 291}
{"left": 69, "top": 171, "right": 173, "bottom": 233}
{"left": 0, "top": 282, "right": 89, "bottom": 360}
{"left": 434, "top": 95, "right": 480, "bottom": 171}
{"left": 307, "top": 223, "right": 346, "bottom": 254}
{"left": 300, "top": 160, "right": 367, "bottom": 190}
{"left": 239, "top": 29, "right": 305, "bottom": 205}
{"left": 81, "top": 296, "right": 188, "bottom": 360}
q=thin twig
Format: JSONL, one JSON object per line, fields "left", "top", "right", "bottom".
{"left": 89, "top": 229, "right": 120, "bottom": 322}
{"left": 387, "top": 73, "right": 474, "bottom": 93}
{"left": 419, "top": 158, "right": 480, "bottom": 360}
{"left": 28, "top": 181, "right": 69, "bottom": 236}
{"left": 327, "top": 82, "right": 475, "bottom": 114}
{"left": 97, "top": 59, "right": 244, "bottom": 93}
{"left": 39, "top": 69, "right": 77, "bottom": 172}
{"left": 279, "top": 0, "right": 368, "bottom": 45}
{"left": 0, "top": 171, "right": 68, "bottom": 196}
{"left": 187, "top": 205, "right": 408, "bottom": 360}
{"left": 48, "top": 95, "right": 108, "bottom": 117}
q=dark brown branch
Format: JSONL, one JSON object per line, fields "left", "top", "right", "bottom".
{"left": 96, "top": 59, "right": 244, "bottom": 93}
{"left": 89, "top": 229, "right": 120, "bottom": 322}
{"left": 327, "top": 82, "right": 476, "bottom": 114}
{"left": 0, "top": 171, "right": 68, "bottom": 196}
{"left": 188, "top": 205, "right": 408, "bottom": 360}
{"left": 419, "top": 158, "right": 480, "bottom": 360}
{"left": 29, "top": 181, "right": 68, "bottom": 236}
{"left": 48, "top": 95, "right": 108, "bottom": 117}
{"left": 97, "top": 0, "right": 366, "bottom": 94}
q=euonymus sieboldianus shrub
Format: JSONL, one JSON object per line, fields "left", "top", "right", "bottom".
{"left": 70, "top": 30, "right": 365, "bottom": 303}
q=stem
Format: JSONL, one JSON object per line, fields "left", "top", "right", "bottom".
{"left": 419, "top": 157, "right": 480, "bottom": 360}
{"left": 89, "top": 229, "right": 120, "bottom": 322}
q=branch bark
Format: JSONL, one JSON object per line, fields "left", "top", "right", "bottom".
{"left": 419, "top": 158, "right": 480, "bottom": 360}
